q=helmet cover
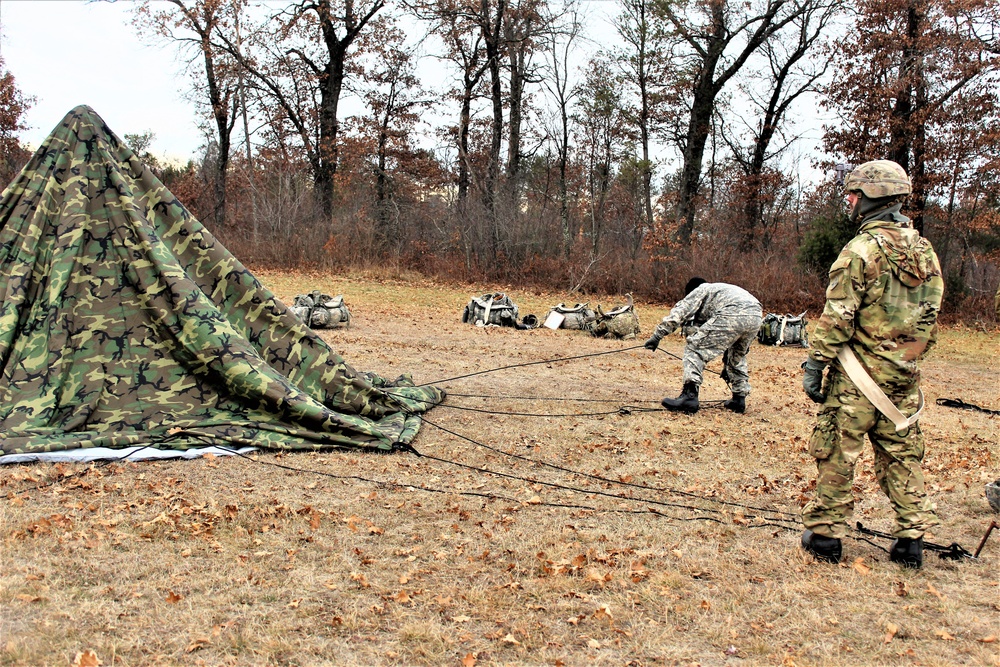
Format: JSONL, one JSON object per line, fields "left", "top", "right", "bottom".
{"left": 844, "top": 160, "right": 911, "bottom": 198}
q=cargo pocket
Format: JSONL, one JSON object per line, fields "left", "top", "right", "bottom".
{"left": 808, "top": 412, "right": 838, "bottom": 460}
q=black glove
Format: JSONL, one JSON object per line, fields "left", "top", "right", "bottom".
{"left": 802, "top": 358, "right": 828, "bottom": 403}
{"left": 644, "top": 335, "right": 661, "bottom": 351}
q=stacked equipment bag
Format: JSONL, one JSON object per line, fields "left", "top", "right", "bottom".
{"left": 589, "top": 295, "right": 641, "bottom": 340}
{"left": 461, "top": 292, "right": 519, "bottom": 327}
{"left": 290, "top": 291, "right": 351, "bottom": 329}
{"left": 757, "top": 311, "right": 808, "bottom": 347}
{"left": 543, "top": 302, "right": 597, "bottom": 330}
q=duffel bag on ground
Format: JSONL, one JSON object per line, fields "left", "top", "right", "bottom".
{"left": 589, "top": 295, "right": 640, "bottom": 340}
{"left": 290, "top": 291, "right": 351, "bottom": 329}
{"left": 757, "top": 312, "right": 808, "bottom": 347}
{"left": 461, "top": 292, "right": 519, "bottom": 327}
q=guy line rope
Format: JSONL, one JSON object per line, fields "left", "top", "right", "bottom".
{"left": 14, "top": 344, "right": 980, "bottom": 559}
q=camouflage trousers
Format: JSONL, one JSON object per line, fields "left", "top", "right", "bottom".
{"left": 801, "top": 369, "right": 938, "bottom": 540}
{"left": 683, "top": 309, "right": 762, "bottom": 396}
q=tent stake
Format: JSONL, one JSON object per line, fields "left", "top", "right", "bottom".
{"left": 973, "top": 520, "right": 998, "bottom": 559}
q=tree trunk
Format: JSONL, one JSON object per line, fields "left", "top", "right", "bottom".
{"left": 676, "top": 73, "right": 719, "bottom": 245}
{"left": 315, "top": 28, "right": 348, "bottom": 219}
{"left": 483, "top": 0, "right": 506, "bottom": 254}
{"left": 457, "top": 86, "right": 474, "bottom": 202}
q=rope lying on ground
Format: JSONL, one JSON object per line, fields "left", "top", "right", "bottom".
{"left": 13, "top": 344, "right": 977, "bottom": 558}
{"left": 410, "top": 410, "right": 800, "bottom": 521}
{"left": 936, "top": 397, "right": 1000, "bottom": 416}
{"left": 419, "top": 344, "right": 647, "bottom": 386}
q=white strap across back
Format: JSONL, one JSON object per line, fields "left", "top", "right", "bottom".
{"left": 836, "top": 346, "right": 925, "bottom": 434}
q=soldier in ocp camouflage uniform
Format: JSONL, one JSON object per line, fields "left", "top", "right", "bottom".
{"left": 644, "top": 278, "right": 763, "bottom": 414}
{"left": 800, "top": 160, "right": 943, "bottom": 568}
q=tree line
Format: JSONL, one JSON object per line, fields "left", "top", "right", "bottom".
{"left": 2, "top": 0, "right": 999, "bottom": 320}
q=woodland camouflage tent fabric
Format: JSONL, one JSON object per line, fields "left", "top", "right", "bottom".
{"left": 0, "top": 105, "right": 444, "bottom": 455}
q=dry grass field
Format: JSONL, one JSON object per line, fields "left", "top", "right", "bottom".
{"left": 2, "top": 269, "right": 998, "bottom": 667}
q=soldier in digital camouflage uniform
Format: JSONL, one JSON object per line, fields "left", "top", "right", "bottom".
{"left": 800, "top": 160, "right": 943, "bottom": 568}
{"left": 644, "top": 278, "right": 763, "bottom": 414}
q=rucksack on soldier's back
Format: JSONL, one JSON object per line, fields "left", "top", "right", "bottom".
{"left": 290, "top": 291, "right": 351, "bottom": 330}
{"left": 757, "top": 311, "right": 809, "bottom": 347}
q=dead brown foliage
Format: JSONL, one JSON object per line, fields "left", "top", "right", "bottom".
{"left": 2, "top": 270, "right": 998, "bottom": 666}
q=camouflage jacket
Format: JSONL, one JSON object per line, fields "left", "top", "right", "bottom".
{"left": 654, "top": 283, "right": 762, "bottom": 338}
{"left": 810, "top": 206, "right": 943, "bottom": 390}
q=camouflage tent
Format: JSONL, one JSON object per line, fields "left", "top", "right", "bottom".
{"left": 0, "top": 106, "right": 443, "bottom": 456}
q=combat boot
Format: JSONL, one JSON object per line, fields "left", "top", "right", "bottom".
{"left": 889, "top": 537, "right": 923, "bottom": 569}
{"left": 662, "top": 382, "right": 700, "bottom": 414}
{"left": 723, "top": 394, "right": 746, "bottom": 413}
{"left": 801, "top": 530, "right": 842, "bottom": 564}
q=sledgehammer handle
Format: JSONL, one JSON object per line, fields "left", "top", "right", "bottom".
{"left": 974, "top": 521, "right": 998, "bottom": 559}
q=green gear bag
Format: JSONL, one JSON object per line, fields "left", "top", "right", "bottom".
{"left": 588, "top": 296, "right": 640, "bottom": 340}
{"left": 757, "top": 312, "right": 809, "bottom": 347}
{"left": 545, "top": 303, "right": 597, "bottom": 330}
{"left": 291, "top": 291, "right": 351, "bottom": 329}
{"left": 461, "top": 292, "right": 519, "bottom": 327}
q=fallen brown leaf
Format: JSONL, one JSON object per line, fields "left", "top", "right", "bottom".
{"left": 165, "top": 591, "right": 183, "bottom": 604}
{"left": 462, "top": 653, "right": 477, "bottom": 667}
{"left": 852, "top": 557, "right": 871, "bottom": 576}
{"left": 593, "top": 604, "right": 613, "bottom": 622}
{"left": 934, "top": 629, "right": 956, "bottom": 641}
{"left": 185, "top": 638, "right": 211, "bottom": 653}
{"left": 884, "top": 622, "right": 899, "bottom": 644}
{"left": 72, "top": 651, "right": 102, "bottom": 667}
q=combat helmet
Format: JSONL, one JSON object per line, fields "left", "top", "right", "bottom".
{"left": 844, "top": 160, "right": 911, "bottom": 199}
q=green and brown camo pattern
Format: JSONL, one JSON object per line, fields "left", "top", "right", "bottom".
{"left": 0, "top": 106, "right": 444, "bottom": 455}
{"left": 809, "top": 218, "right": 943, "bottom": 392}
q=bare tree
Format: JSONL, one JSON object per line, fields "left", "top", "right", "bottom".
{"left": 658, "top": 0, "right": 806, "bottom": 246}
{"left": 133, "top": 0, "right": 241, "bottom": 226}
{"left": 540, "top": 1, "right": 583, "bottom": 258}
{"left": 613, "top": 0, "right": 672, "bottom": 232}
{"left": 214, "top": 0, "right": 385, "bottom": 218}
{"left": 574, "top": 55, "right": 628, "bottom": 258}
{"left": 420, "top": 0, "right": 490, "bottom": 203}
{"left": 357, "top": 19, "right": 433, "bottom": 251}
{"left": 722, "top": 0, "right": 840, "bottom": 248}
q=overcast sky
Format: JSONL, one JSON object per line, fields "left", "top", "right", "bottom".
{"left": 0, "top": 0, "right": 828, "bottom": 180}
{"left": 1, "top": 0, "right": 204, "bottom": 159}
